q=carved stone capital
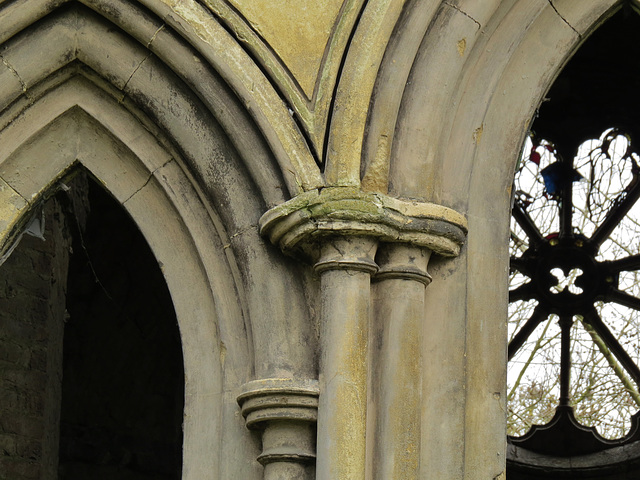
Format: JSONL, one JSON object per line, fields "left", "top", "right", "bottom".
{"left": 259, "top": 187, "right": 467, "bottom": 261}
{"left": 237, "top": 378, "right": 319, "bottom": 466}
{"left": 314, "top": 235, "right": 379, "bottom": 275}
{"left": 375, "top": 243, "right": 432, "bottom": 285}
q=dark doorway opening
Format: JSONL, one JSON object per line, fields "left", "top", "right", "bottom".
{"left": 58, "top": 175, "right": 184, "bottom": 479}
{"left": 0, "top": 172, "right": 184, "bottom": 479}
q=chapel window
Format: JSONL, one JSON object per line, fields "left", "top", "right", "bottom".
{"left": 507, "top": 7, "right": 640, "bottom": 477}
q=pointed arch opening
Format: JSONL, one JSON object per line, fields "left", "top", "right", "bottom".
{"left": 60, "top": 172, "right": 184, "bottom": 478}
{"left": 508, "top": 6, "right": 640, "bottom": 478}
{"left": 0, "top": 169, "right": 185, "bottom": 478}
{"left": 0, "top": 79, "right": 248, "bottom": 477}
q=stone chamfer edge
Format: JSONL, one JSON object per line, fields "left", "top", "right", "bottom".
{"left": 259, "top": 187, "right": 468, "bottom": 259}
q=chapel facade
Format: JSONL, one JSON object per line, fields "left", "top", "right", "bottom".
{"left": 0, "top": 1, "right": 634, "bottom": 479}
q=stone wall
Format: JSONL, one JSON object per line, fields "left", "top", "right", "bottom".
{"left": 0, "top": 199, "right": 70, "bottom": 480}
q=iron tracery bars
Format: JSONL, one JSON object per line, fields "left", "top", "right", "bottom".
{"left": 508, "top": 130, "right": 640, "bottom": 456}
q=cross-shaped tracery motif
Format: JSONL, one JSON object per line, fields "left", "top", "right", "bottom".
{"left": 549, "top": 268, "right": 584, "bottom": 295}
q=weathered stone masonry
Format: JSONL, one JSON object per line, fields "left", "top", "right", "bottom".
{"left": 0, "top": 1, "right": 628, "bottom": 479}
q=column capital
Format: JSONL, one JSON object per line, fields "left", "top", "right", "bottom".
{"left": 259, "top": 187, "right": 467, "bottom": 261}
{"left": 375, "top": 243, "right": 432, "bottom": 285}
{"left": 237, "top": 378, "right": 320, "bottom": 429}
{"left": 237, "top": 378, "right": 319, "bottom": 466}
{"left": 314, "top": 236, "right": 379, "bottom": 275}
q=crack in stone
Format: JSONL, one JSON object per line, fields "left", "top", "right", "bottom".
{"left": 122, "top": 158, "right": 174, "bottom": 205}
{"left": 229, "top": 226, "right": 255, "bottom": 240}
{"left": 443, "top": 1, "right": 481, "bottom": 30}
{"left": 0, "top": 174, "right": 28, "bottom": 205}
{"left": 0, "top": 54, "right": 34, "bottom": 102}
{"left": 332, "top": 240, "right": 346, "bottom": 258}
{"left": 223, "top": 225, "right": 258, "bottom": 249}
{"left": 118, "top": 23, "right": 163, "bottom": 104}
{"left": 147, "top": 24, "right": 165, "bottom": 48}
{"left": 119, "top": 52, "right": 153, "bottom": 103}
{"left": 548, "top": 0, "right": 580, "bottom": 36}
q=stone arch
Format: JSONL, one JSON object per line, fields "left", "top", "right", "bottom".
{"left": 0, "top": 0, "right": 322, "bottom": 194}
{"left": 0, "top": 1, "right": 287, "bottom": 207}
{"left": 6, "top": 0, "right": 317, "bottom": 370}
{"left": 375, "top": 1, "right": 624, "bottom": 477}
{"left": 0, "top": 84, "right": 255, "bottom": 478}
{"left": 0, "top": 2, "right": 320, "bottom": 477}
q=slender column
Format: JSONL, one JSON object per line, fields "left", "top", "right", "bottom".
{"left": 238, "top": 379, "right": 319, "bottom": 480}
{"left": 314, "top": 236, "right": 378, "bottom": 480}
{"left": 370, "top": 244, "right": 431, "bottom": 479}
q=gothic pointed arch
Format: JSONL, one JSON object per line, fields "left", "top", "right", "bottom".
{"left": 0, "top": 86, "right": 250, "bottom": 478}
{"left": 0, "top": 0, "right": 323, "bottom": 196}
{"left": 505, "top": 6, "right": 640, "bottom": 478}
{"left": 0, "top": 2, "right": 320, "bottom": 477}
{"left": 385, "top": 1, "right": 625, "bottom": 478}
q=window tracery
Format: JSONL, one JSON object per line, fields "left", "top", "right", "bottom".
{"left": 509, "top": 129, "right": 640, "bottom": 454}
{"left": 507, "top": 7, "right": 640, "bottom": 476}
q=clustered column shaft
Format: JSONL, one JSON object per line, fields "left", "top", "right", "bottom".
{"left": 314, "top": 236, "right": 378, "bottom": 480}
{"left": 370, "top": 244, "right": 432, "bottom": 479}
{"left": 251, "top": 187, "right": 467, "bottom": 480}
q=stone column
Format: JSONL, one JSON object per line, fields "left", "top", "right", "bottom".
{"left": 314, "top": 236, "right": 378, "bottom": 480}
{"left": 259, "top": 187, "right": 467, "bottom": 480}
{"left": 370, "top": 244, "right": 431, "bottom": 479}
{"left": 238, "top": 378, "right": 319, "bottom": 480}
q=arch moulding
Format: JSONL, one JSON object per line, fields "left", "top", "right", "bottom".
{"left": 0, "top": 2, "right": 323, "bottom": 477}
{"left": 382, "top": 0, "right": 623, "bottom": 478}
